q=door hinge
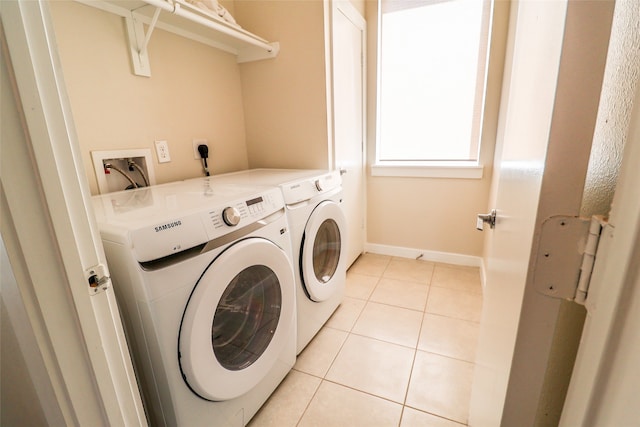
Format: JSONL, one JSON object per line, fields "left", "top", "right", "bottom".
{"left": 85, "top": 264, "right": 111, "bottom": 296}
{"left": 533, "top": 215, "right": 607, "bottom": 305}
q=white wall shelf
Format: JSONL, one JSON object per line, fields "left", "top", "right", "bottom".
{"left": 76, "top": 0, "right": 280, "bottom": 76}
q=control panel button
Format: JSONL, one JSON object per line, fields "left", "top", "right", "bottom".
{"left": 222, "top": 206, "right": 241, "bottom": 226}
{"left": 315, "top": 179, "right": 323, "bottom": 191}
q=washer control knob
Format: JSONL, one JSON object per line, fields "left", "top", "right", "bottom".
{"left": 315, "top": 179, "right": 323, "bottom": 192}
{"left": 222, "top": 207, "right": 241, "bottom": 226}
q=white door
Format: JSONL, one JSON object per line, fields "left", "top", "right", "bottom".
{"left": 470, "top": 1, "right": 614, "bottom": 425}
{"left": 470, "top": 1, "right": 574, "bottom": 424}
{"left": 330, "top": 1, "right": 366, "bottom": 267}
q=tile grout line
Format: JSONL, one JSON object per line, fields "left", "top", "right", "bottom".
{"left": 320, "top": 377, "right": 407, "bottom": 406}
{"left": 402, "top": 403, "right": 469, "bottom": 426}
{"left": 397, "top": 263, "right": 436, "bottom": 427}
{"left": 292, "top": 326, "right": 351, "bottom": 426}
{"left": 293, "top": 375, "right": 321, "bottom": 427}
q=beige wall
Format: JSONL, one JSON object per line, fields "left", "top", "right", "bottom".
{"left": 234, "top": 0, "right": 331, "bottom": 170}
{"left": 349, "top": 0, "right": 366, "bottom": 17}
{"left": 367, "top": 177, "right": 490, "bottom": 255}
{"left": 50, "top": 1, "right": 249, "bottom": 195}
{"left": 365, "top": 0, "right": 510, "bottom": 258}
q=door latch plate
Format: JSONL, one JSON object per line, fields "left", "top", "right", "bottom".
{"left": 86, "top": 264, "right": 111, "bottom": 295}
{"left": 477, "top": 209, "right": 497, "bottom": 230}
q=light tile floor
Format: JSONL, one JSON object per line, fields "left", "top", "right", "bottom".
{"left": 249, "top": 253, "right": 483, "bottom": 427}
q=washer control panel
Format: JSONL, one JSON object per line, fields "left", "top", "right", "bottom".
{"left": 128, "top": 187, "right": 283, "bottom": 262}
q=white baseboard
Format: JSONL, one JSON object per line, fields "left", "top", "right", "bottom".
{"left": 364, "top": 243, "right": 483, "bottom": 268}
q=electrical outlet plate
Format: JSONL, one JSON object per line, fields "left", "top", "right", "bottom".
{"left": 155, "top": 140, "right": 171, "bottom": 163}
{"left": 193, "top": 139, "right": 208, "bottom": 160}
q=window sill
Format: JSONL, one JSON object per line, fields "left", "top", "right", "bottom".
{"left": 371, "top": 162, "right": 484, "bottom": 179}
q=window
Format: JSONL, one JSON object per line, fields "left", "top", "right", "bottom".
{"left": 375, "top": 0, "right": 493, "bottom": 176}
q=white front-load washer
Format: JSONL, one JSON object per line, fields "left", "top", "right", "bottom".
{"left": 91, "top": 178, "right": 296, "bottom": 426}
{"left": 211, "top": 169, "right": 347, "bottom": 354}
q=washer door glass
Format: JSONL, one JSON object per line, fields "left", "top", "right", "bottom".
{"left": 179, "top": 238, "right": 295, "bottom": 401}
{"left": 301, "top": 201, "right": 347, "bottom": 302}
{"left": 212, "top": 265, "right": 281, "bottom": 371}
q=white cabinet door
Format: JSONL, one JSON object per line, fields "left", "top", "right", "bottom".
{"left": 330, "top": 1, "right": 366, "bottom": 267}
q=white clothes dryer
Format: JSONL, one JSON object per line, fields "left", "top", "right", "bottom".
{"left": 91, "top": 178, "right": 296, "bottom": 426}
{"left": 212, "top": 169, "right": 347, "bottom": 354}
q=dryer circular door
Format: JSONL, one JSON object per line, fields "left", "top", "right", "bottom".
{"left": 179, "top": 238, "right": 295, "bottom": 401}
{"left": 301, "top": 200, "right": 347, "bottom": 302}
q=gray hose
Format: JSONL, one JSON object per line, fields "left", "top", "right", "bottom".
{"left": 105, "top": 163, "right": 138, "bottom": 189}
{"left": 128, "top": 160, "right": 150, "bottom": 187}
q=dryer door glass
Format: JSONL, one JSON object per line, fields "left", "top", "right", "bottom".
{"left": 212, "top": 265, "right": 281, "bottom": 371}
{"left": 312, "top": 219, "right": 341, "bottom": 283}
{"left": 301, "top": 201, "right": 347, "bottom": 302}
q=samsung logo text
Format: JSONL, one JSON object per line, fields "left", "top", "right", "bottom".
{"left": 154, "top": 220, "right": 182, "bottom": 232}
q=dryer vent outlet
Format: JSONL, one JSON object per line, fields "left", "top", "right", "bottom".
{"left": 92, "top": 149, "right": 156, "bottom": 194}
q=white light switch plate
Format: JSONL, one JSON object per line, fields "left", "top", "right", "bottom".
{"left": 155, "top": 140, "right": 171, "bottom": 163}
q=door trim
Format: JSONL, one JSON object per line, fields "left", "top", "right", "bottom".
{"left": 1, "top": 1, "right": 146, "bottom": 424}
{"left": 560, "top": 82, "right": 640, "bottom": 426}
{"left": 327, "top": 0, "right": 367, "bottom": 266}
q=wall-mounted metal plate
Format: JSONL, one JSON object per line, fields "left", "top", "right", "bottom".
{"left": 86, "top": 264, "right": 111, "bottom": 295}
{"left": 533, "top": 216, "right": 591, "bottom": 300}
{"left": 476, "top": 209, "right": 497, "bottom": 230}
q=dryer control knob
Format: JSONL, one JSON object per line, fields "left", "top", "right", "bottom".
{"left": 315, "top": 179, "right": 323, "bottom": 191}
{"left": 222, "top": 207, "right": 241, "bottom": 226}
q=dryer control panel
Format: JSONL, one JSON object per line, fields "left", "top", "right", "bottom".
{"left": 281, "top": 171, "right": 342, "bottom": 205}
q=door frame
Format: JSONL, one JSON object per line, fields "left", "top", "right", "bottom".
{"left": 325, "top": 0, "right": 367, "bottom": 265}
{"left": 560, "top": 82, "right": 640, "bottom": 425}
{"left": 1, "top": 1, "right": 146, "bottom": 425}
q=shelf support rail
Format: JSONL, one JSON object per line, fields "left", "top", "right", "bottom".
{"left": 141, "top": 7, "right": 162, "bottom": 55}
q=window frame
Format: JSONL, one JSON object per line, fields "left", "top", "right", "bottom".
{"left": 373, "top": 0, "right": 495, "bottom": 179}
